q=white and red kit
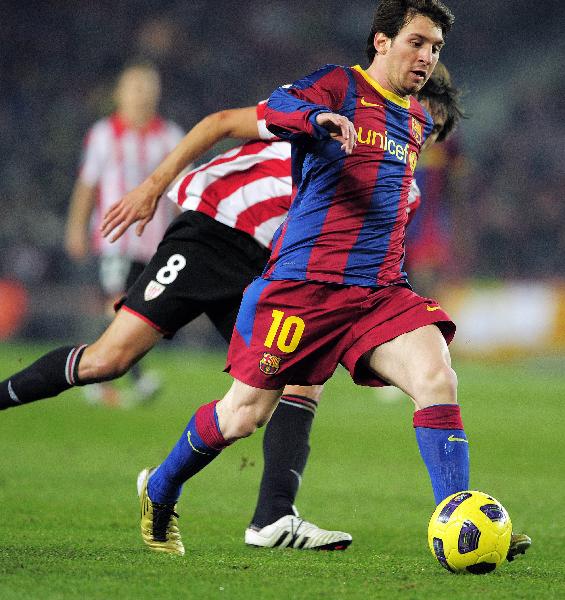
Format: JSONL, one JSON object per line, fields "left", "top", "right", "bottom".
{"left": 167, "top": 103, "right": 291, "bottom": 249}
{"left": 79, "top": 113, "right": 184, "bottom": 262}
{"left": 167, "top": 103, "right": 420, "bottom": 249}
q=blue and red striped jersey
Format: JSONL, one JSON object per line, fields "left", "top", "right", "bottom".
{"left": 264, "top": 64, "right": 434, "bottom": 287}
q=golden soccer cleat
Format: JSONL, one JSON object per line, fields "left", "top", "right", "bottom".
{"left": 507, "top": 532, "right": 531, "bottom": 562}
{"left": 137, "top": 467, "right": 185, "bottom": 556}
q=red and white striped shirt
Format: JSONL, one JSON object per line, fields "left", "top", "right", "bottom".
{"left": 167, "top": 103, "right": 420, "bottom": 249}
{"left": 167, "top": 103, "right": 292, "bottom": 248}
{"left": 80, "top": 113, "right": 184, "bottom": 262}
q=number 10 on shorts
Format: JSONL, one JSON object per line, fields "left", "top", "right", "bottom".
{"left": 264, "top": 310, "right": 305, "bottom": 353}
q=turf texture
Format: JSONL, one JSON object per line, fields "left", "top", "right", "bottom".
{"left": 0, "top": 342, "right": 563, "bottom": 599}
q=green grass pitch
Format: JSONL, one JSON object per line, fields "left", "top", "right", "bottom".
{"left": 0, "top": 342, "right": 564, "bottom": 599}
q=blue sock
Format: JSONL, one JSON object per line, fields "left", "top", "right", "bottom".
{"left": 148, "top": 400, "right": 229, "bottom": 504}
{"left": 413, "top": 404, "right": 470, "bottom": 505}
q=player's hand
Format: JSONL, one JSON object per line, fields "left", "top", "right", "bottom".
{"left": 101, "top": 182, "right": 160, "bottom": 242}
{"left": 315, "top": 112, "right": 357, "bottom": 154}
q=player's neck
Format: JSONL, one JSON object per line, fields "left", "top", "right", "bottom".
{"left": 364, "top": 63, "right": 409, "bottom": 102}
{"left": 118, "top": 109, "right": 156, "bottom": 129}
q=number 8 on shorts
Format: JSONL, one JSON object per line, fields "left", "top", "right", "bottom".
{"left": 156, "top": 254, "right": 187, "bottom": 285}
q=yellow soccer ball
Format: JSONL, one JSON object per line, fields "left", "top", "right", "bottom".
{"left": 428, "top": 490, "right": 512, "bottom": 574}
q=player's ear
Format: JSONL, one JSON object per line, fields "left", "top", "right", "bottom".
{"left": 374, "top": 32, "right": 390, "bottom": 57}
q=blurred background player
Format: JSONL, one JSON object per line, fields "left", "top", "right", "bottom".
{"left": 64, "top": 61, "right": 184, "bottom": 406}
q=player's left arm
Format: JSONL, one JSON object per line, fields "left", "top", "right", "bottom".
{"left": 101, "top": 107, "right": 260, "bottom": 242}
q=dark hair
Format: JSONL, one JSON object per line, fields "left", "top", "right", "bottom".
{"left": 366, "top": 0, "right": 455, "bottom": 62}
{"left": 417, "top": 62, "right": 464, "bottom": 142}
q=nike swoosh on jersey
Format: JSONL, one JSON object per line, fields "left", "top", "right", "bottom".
{"left": 360, "top": 97, "right": 383, "bottom": 108}
{"left": 426, "top": 305, "right": 441, "bottom": 312}
{"left": 447, "top": 435, "right": 468, "bottom": 443}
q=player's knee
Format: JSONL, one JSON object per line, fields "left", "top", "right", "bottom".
{"left": 78, "top": 345, "right": 134, "bottom": 382}
{"left": 224, "top": 403, "right": 273, "bottom": 439}
{"left": 414, "top": 363, "right": 458, "bottom": 406}
{"left": 429, "top": 364, "right": 457, "bottom": 399}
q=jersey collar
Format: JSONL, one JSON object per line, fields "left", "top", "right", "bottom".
{"left": 352, "top": 65, "right": 411, "bottom": 109}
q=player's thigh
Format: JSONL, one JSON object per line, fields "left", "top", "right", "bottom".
{"left": 227, "top": 280, "right": 359, "bottom": 390}
{"left": 367, "top": 324, "right": 455, "bottom": 405}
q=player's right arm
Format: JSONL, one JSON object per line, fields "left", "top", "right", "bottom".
{"left": 64, "top": 179, "right": 96, "bottom": 261}
{"left": 101, "top": 106, "right": 260, "bottom": 242}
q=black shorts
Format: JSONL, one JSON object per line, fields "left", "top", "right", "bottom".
{"left": 117, "top": 211, "right": 270, "bottom": 342}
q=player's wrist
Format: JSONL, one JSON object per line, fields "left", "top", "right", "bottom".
{"left": 309, "top": 109, "right": 332, "bottom": 140}
{"left": 144, "top": 174, "right": 168, "bottom": 197}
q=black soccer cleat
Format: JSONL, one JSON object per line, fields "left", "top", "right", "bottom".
{"left": 507, "top": 532, "right": 531, "bottom": 562}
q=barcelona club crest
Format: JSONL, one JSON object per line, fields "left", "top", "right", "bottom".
{"left": 411, "top": 116, "right": 422, "bottom": 145}
{"left": 259, "top": 352, "right": 281, "bottom": 375}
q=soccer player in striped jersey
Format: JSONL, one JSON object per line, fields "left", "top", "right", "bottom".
{"left": 0, "top": 39, "right": 530, "bottom": 557}
{"left": 0, "top": 58, "right": 455, "bottom": 548}
{"left": 134, "top": 0, "right": 524, "bottom": 561}
{"left": 64, "top": 62, "right": 184, "bottom": 406}
{"left": 110, "top": 70, "right": 455, "bottom": 552}
{"left": 132, "top": 0, "right": 470, "bottom": 556}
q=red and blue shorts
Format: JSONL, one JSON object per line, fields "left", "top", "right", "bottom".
{"left": 225, "top": 278, "right": 455, "bottom": 390}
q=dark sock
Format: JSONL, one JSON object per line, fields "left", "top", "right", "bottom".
{"left": 0, "top": 345, "right": 87, "bottom": 410}
{"left": 250, "top": 394, "right": 317, "bottom": 528}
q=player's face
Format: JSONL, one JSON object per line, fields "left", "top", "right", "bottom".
{"left": 419, "top": 98, "right": 447, "bottom": 150}
{"left": 116, "top": 67, "right": 161, "bottom": 120}
{"left": 380, "top": 15, "right": 444, "bottom": 96}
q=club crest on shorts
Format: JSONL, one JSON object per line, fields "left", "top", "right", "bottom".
{"left": 144, "top": 279, "right": 165, "bottom": 301}
{"left": 259, "top": 352, "right": 281, "bottom": 375}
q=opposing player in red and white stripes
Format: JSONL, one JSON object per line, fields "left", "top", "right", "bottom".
{"left": 2, "top": 99, "right": 351, "bottom": 549}
{"left": 169, "top": 132, "right": 291, "bottom": 248}
{"left": 64, "top": 62, "right": 184, "bottom": 405}
{"left": 72, "top": 107, "right": 183, "bottom": 265}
